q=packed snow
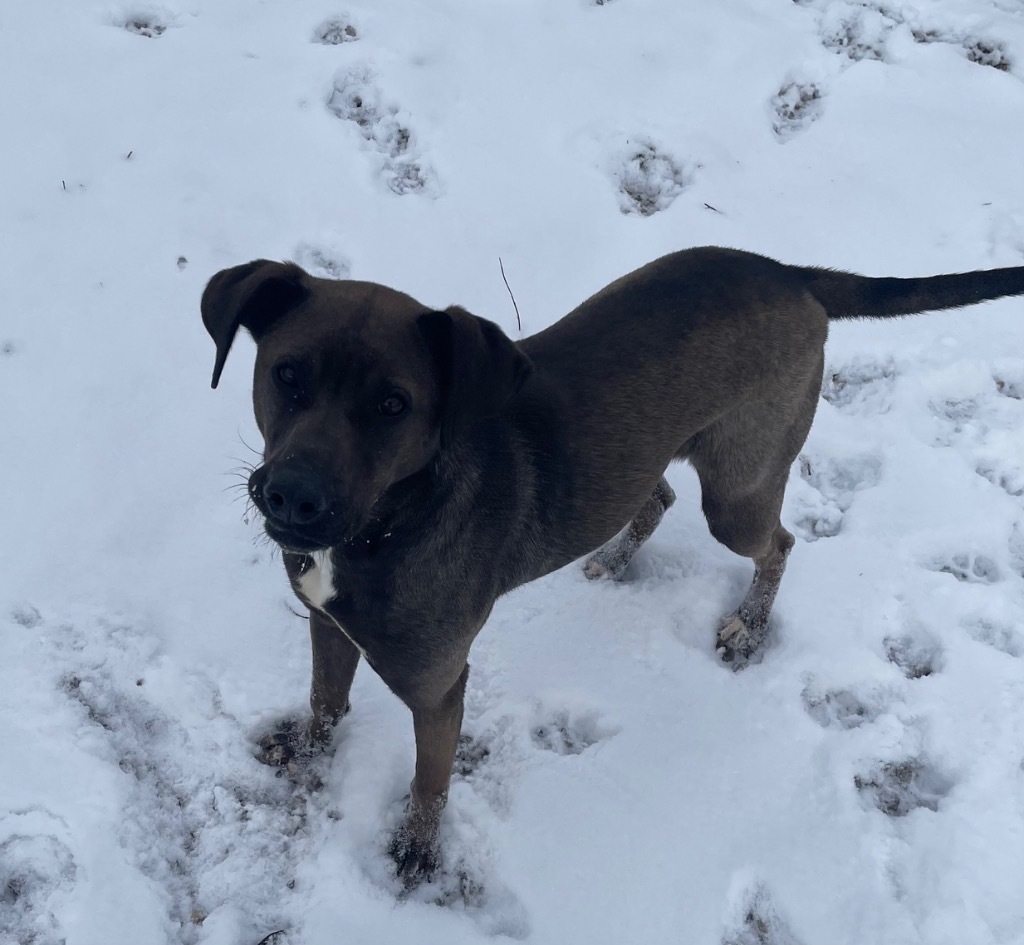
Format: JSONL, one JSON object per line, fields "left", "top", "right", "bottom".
{"left": 2, "top": 0, "right": 1023, "bottom": 943}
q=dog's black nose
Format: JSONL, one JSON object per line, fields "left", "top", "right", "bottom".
{"left": 262, "top": 467, "right": 330, "bottom": 526}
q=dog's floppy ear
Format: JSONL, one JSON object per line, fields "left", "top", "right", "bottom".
{"left": 418, "top": 306, "right": 532, "bottom": 444}
{"left": 201, "top": 260, "right": 309, "bottom": 389}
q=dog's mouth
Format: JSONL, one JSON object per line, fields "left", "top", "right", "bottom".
{"left": 246, "top": 472, "right": 347, "bottom": 552}
{"left": 247, "top": 464, "right": 388, "bottom": 555}
{"left": 261, "top": 518, "right": 337, "bottom": 554}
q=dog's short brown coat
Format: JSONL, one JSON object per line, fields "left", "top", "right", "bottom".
{"left": 203, "top": 246, "right": 1024, "bottom": 879}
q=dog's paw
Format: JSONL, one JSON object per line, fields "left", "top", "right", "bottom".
{"left": 255, "top": 714, "right": 340, "bottom": 778}
{"left": 716, "top": 614, "right": 768, "bottom": 669}
{"left": 388, "top": 826, "right": 440, "bottom": 888}
{"left": 582, "top": 547, "right": 629, "bottom": 581}
{"left": 388, "top": 794, "right": 446, "bottom": 888}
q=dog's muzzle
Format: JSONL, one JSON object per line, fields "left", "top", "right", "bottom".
{"left": 248, "top": 464, "right": 340, "bottom": 552}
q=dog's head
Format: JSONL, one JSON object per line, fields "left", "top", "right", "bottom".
{"left": 202, "top": 260, "right": 532, "bottom": 552}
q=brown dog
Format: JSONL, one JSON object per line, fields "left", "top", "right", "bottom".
{"left": 202, "top": 246, "right": 1024, "bottom": 880}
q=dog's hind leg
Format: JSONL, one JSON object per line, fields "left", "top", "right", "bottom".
{"left": 690, "top": 361, "right": 819, "bottom": 666}
{"left": 694, "top": 463, "right": 796, "bottom": 667}
{"left": 583, "top": 476, "right": 676, "bottom": 580}
{"left": 716, "top": 522, "right": 794, "bottom": 666}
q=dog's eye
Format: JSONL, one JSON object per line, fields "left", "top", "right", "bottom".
{"left": 378, "top": 392, "right": 408, "bottom": 417}
{"left": 274, "top": 363, "right": 299, "bottom": 388}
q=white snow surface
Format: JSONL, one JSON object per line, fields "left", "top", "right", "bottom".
{"left": 2, "top": 1, "right": 1024, "bottom": 943}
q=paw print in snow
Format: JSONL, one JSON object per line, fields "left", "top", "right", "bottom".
{"left": 854, "top": 758, "right": 952, "bottom": 816}
{"left": 612, "top": 139, "right": 694, "bottom": 217}
{"left": 962, "top": 617, "right": 1023, "bottom": 658}
{"left": 929, "top": 395, "right": 983, "bottom": 442}
{"left": 0, "top": 833, "right": 77, "bottom": 945}
{"left": 792, "top": 452, "right": 881, "bottom": 540}
{"left": 821, "top": 357, "right": 897, "bottom": 414}
{"left": 722, "top": 882, "right": 802, "bottom": 945}
{"left": 326, "top": 68, "right": 434, "bottom": 195}
{"left": 292, "top": 242, "right": 351, "bottom": 279}
{"left": 314, "top": 17, "right": 358, "bottom": 45}
{"left": 453, "top": 732, "right": 492, "bottom": 778}
{"left": 883, "top": 631, "right": 942, "bottom": 679}
{"left": 771, "top": 80, "right": 824, "bottom": 141}
{"left": 913, "top": 29, "right": 1013, "bottom": 73}
{"left": 531, "top": 708, "right": 612, "bottom": 755}
{"left": 820, "top": 6, "right": 899, "bottom": 62}
{"left": 927, "top": 552, "right": 1000, "bottom": 585}
{"left": 994, "top": 366, "right": 1024, "bottom": 401}
{"left": 120, "top": 11, "right": 167, "bottom": 37}
{"left": 801, "top": 679, "right": 885, "bottom": 729}
{"left": 10, "top": 604, "right": 42, "bottom": 629}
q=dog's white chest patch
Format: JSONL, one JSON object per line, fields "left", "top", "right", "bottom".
{"left": 298, "top": 549, "right": 337, "bottom": 610}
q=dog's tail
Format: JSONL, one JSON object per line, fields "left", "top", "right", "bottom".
{"left": 800, "top": 264, "right": 1024, "bottom": 321}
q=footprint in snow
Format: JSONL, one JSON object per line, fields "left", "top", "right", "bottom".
{"left": 531, "top": 707, "right": 613, "bottom": 756}
{"left": 819, "top": 4, "right": 899, "bottom": 62}
{"left": 450, "top": 721, "right": 521, "bottom": 817}
{"left": 928, "top": 394, "right": 985, "bottom": 444}
{"left": 975, "top": 454, "right": 1024, "bottom": 497}
{"left": 0, "top": 832, "right": 76, "bottom": 945}
{"left": 611, "top": 138, "right": 695, "bottom": 217}
{"left": 326, "top": 67, "right": 435, "bottom": 196}
{"left": 962, "top": 616, "right": 1024, "bottom": 658}
{"left": 292, "top": 241, "right": 351, "bottom": 280}
{"left": 913, "top": 29, "right": 1014, "bottom": 74}
{"left": 792, "top": 451, "right": 881, "bottom": 540}
{"left": 804, "top": 0, "right": 1016, "bottom": 76}
{"left": 770, "top": 80, "right": 824, "bottom": 141}
{"left": 926, "top": 551, "right": 1001, "bottom": 585}
{"left": 10, "top": 603, "right": 43, "bottom": 628}
{"left": 722, "top": 881, "right": 802, "bottom": 945}
{"left": 854, "top": 758, "right": 953, "bottom": 817}
{"left": 118, "top": 11, "right": 168, "bottom": 38}
{"left": 821, "top": 357, "right": 897, "bottom": 414}
{"left": 454, "top": 731, "right": 492, "bottom": 779}
{"left": 926, "top": 368, "right": 1024, "bottom": 488}
{"left": 45, "top": 614, "right": 308, "bottom": 942}
{"left": 314, "top": 16, "right": 359, "bottom": 45}
{"left": 801, "top": 678, "right": 887, "bottom": 729}
{"left": 883, "top": 630, "right": 942, "bottom": 679}
{"left": 994, "top": 368, "right": 1023, "bottom": 401}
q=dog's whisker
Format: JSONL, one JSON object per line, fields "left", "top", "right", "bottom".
{"left": 236, "top": 429, "right": 264, "bottom": 458}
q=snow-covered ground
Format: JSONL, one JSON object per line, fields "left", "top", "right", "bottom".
{"left": 2, "top": 0, "right": 1024, "bottom": 942}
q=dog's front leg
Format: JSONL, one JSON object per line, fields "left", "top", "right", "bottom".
{"left": 389, "top": 663, "right": 469, "bottom": 883}
{"left": 258, "top": 610, "right": 361, "bottom": 766}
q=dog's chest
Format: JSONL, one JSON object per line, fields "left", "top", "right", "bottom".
{"left": 287, "top": 550, "right": 377, "bottom": 661}
{"left": 296, "top": 550, "right": 337, "bottom": 610}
